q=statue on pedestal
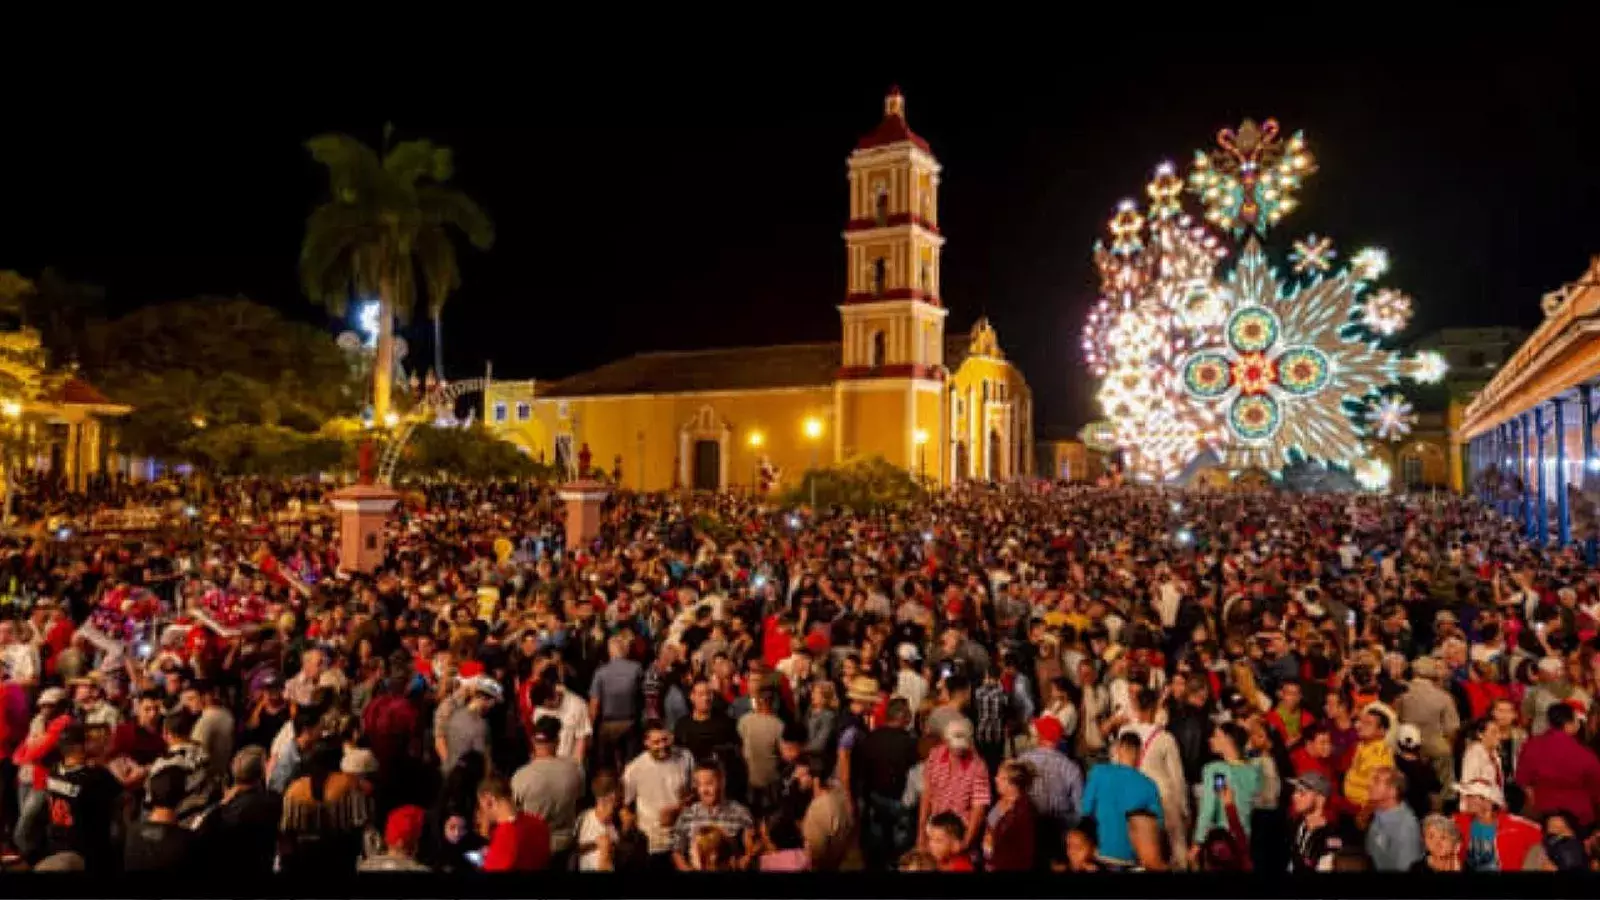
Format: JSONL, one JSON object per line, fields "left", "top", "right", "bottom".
{"left": 578, "top": 443, "right": 592, "bottom": 479}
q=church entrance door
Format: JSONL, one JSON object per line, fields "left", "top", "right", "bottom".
{"left": 692, "top": 439, "right": 721, "bottom": 491}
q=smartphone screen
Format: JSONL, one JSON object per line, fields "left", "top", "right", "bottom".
{"left": 1213, "top": 772, "right": 1226, "bottom": 792}
{"left": 465, "top": 849, "right": 486, "bottom": 868}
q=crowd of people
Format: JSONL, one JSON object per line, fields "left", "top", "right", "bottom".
{"left": 2, "top": 472, "right": 1600, "bottom": 875}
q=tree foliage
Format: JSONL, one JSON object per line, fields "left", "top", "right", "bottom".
{"left": 75, "top": 298, "right": 363, "bottom": 459}
{"left": 785, "top": 455, "right": 924, "bottom": 511}
{"left": 181, "top": 424, "right": 350, "bottom": 476}
{"left": 395, "top": 424, "right": 543, "bottom": 482}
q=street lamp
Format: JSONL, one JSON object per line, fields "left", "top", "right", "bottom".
{"left": 913, "top": 428, "right": 929, "bottom": 482}
{"left": 383, "top": 411, "right": 400, "bottom": 429}
{"left": 0, "top": 400, "right": 18, "bottom": 525}
{"left": 747, "top": 431, "right": 764, "bottom": 494}
{"left": 803, "top": 416, "right": 824, "bottom": 508}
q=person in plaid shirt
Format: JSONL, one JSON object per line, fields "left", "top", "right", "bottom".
{"left": 973, "top": 669, "right": 1010, "bottom": 775}
{"left": 672, "top": 758, "right": 755, "bottom": 871}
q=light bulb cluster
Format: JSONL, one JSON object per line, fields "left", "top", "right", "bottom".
{"left": 1082, "top": 118, "right": 1436, "bottom": 481}
{"left": 1188, "top": 119, "right": 1315, "bottom": 237}
{"left": 1353, "top": 457, "right": 1392, "bottom": 492}
{"left": 1365, "top": 394, "right": 1416, "bottom": 441}
{"left": 1360, "top": 288, "right": 1413, "bottom": 336}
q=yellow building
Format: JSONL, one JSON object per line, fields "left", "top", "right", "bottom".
{"left": 484, "top": 88, "right": 1034, "bottom": 492}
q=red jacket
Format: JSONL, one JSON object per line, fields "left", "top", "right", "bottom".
{"left": 1266, "top": 707, "right": 1314, "bottom": 747}
{"left": 1454, "top": 811, "right": 1541, "bottom": 872}
{"left": 1516, "top": 728, "right": 1600, "bottom": 827}
{"left": 12, "top": 712, "right": 72, "bottom": 790}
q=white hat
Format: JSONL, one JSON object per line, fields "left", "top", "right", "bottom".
{"left": 897, "top": 643, "right": 921, "bottom": 662}
{"left": 37, "top": 687, "right": 68, "bottom": 707}
{"left": 468, "top": 676, "right": 503, "bottom": 704}
{"left": 1538, "top": 657, "right": 1564, "bottom": 677}
{"left": 1458, "top": 779, "right": 1505, "bottom": 808}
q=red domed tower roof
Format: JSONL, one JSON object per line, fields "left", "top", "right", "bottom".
{"left": 855, "top": 85, "right": 930, "bottom": 153}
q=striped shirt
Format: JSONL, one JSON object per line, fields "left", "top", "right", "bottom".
{"left": 923, "top": 745, "right": 992, "bottom": 818}
{"left": 672, "top": 799, "right": 755, "bottom": 859}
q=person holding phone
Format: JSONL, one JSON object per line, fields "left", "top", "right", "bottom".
{"left": 1192, "top": 723, "right": 1261, "bottom": 860}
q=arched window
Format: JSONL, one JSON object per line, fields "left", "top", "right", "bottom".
{"left": 872, "top": 258, "right": 886, "bottom": 296}
{"left": 875, "top": 186, "right": 889, "bottom": 226}
{"left": 870, "top": 331, "right": 887, "bottom": 369}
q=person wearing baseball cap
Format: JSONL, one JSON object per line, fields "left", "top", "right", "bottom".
{"left": 1287, "top": 771, "right": 1340, "bottom": 873}
{"left": 1454, "top": 778, "right": 1542, "bottom": 871}
{"left": 1018, "top": 715, "right": 1083, "bottom": 867}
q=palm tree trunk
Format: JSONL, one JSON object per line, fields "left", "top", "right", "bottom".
{"left": 433, "top": 314, "right": 444, "bottom": 379}
{"left": 374, "top": 281, "right": 395, "bottom": 423}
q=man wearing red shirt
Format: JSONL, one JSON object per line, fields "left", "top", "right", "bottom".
{"left": 1515, "top": 701, "right": 1600, "bottom": 828}
{"left": 477, "top": 775, "right": 551, "bottom": 871}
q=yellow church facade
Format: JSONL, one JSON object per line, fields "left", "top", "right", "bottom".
{"left": 484, "top": 88, "right": 1033, "bottom": 493}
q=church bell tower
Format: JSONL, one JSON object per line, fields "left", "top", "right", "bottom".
{"left": 836, "top": 87, "right": 948, "bottom": 481}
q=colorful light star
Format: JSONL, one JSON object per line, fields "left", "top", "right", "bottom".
{"left": 1350, "top": 247, "right": 1390, "bottom": 281}
{"left": 1146, "top": 162, "right": 1184, "bottom": 220}
{"left": 1365, "top": 394, "right": 1416, "bottom": 441}
{"left": 1109, "top": 200, "right": 1145, "bottom": 256}
{"left": 1289, "top": 234, "right": 1336, "bottom": 274}
{"left": 1360, "top": 288, "right": 1413, "bottom": 336}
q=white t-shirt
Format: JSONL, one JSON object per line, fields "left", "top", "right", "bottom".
{"left": 576, "top": 808, "right": 619, "bottom": 871}
{"left": 622, "top": 748, "right": 692, "bottom": 855}
{"left": 893, "top": 669, "right": 929, "bottom": 716}
{"left": 533, "top": 689, "right": 594, "bottom": 764}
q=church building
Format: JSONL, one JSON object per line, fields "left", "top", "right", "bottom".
{"left": 484, "top": 88, "right": 1034, "bottom": 492}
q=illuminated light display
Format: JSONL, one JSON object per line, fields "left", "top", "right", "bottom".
{"left": 1289, "top": 234, "right": 1335, "bottom": 274}
{"left": 1365, "top": 394, "right": 1416, "bottom": 442}
{"left": 1359, "top": 287, "right": 1413, "bottom": 337}
{"left": 1353, "top": 457, "right": 1393, "bottom": 492}
{"left": 1406, "top": 350, "right": 1449, "bottom": 385}
{"left": 1082, "top": 119, "right": 1444, "bottom": 481}
{"left": 1350, "top": 247, "right": 1390, "bottom": 281}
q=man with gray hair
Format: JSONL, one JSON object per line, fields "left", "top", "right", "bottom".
{"left": 194, "top": 747, "right": 282, "bottom": 876}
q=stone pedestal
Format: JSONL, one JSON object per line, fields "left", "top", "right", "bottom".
{"left": 558, "top": 479, "right": 611, "bottom": 552}
{"left": 329, "top": 483, "right": 402, "bottom": 574}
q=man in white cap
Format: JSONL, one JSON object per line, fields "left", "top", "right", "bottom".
{"left": 891, "top": 644, "right": 928, "bottom": 724}
{"left": 441, "top": 676, "right": 499, "bottom": 773}
{"left": 916, "top": 719, "right": 989, "bottom": 861}
{"left": 1453, "top": 779, "right": 1542, "bottom": 871}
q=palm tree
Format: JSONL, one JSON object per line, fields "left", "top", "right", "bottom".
{"left": 299, "top": 129, "right": 494, "bottom": 422}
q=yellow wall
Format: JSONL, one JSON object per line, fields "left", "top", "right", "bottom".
{"left": 948, "top": 354, "right": 1032, "bottom": 480}
{"left": 491, "top": 387, "right": 836, "bottom": 492}
{"left": 838, "top": 385, "right": 914, "bottom": 469}
{"left": 482, "top": 381, "right": 547, "bottom": 456}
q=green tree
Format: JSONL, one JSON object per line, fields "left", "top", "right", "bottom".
{"left": 299, "top": 129, "right": 495, "bottom": 417}
{"left": 80, "top": 298, "right": 363, "bottom": 459}
{"left": 0, "top": 268, "right": 107, "bottom": 367}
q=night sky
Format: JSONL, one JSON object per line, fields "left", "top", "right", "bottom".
{"left": 4, "top": 54, "right": 1596, "bottom": 432}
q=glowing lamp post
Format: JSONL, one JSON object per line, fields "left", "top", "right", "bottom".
{"left": 747, "top": 431, "right": 764, "bottom": 494}
{"left": 913, "top": 428, "right": 929, "bottom": 482}
{"left": 803, "top": 416, "right": 824, "bottom": 508}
